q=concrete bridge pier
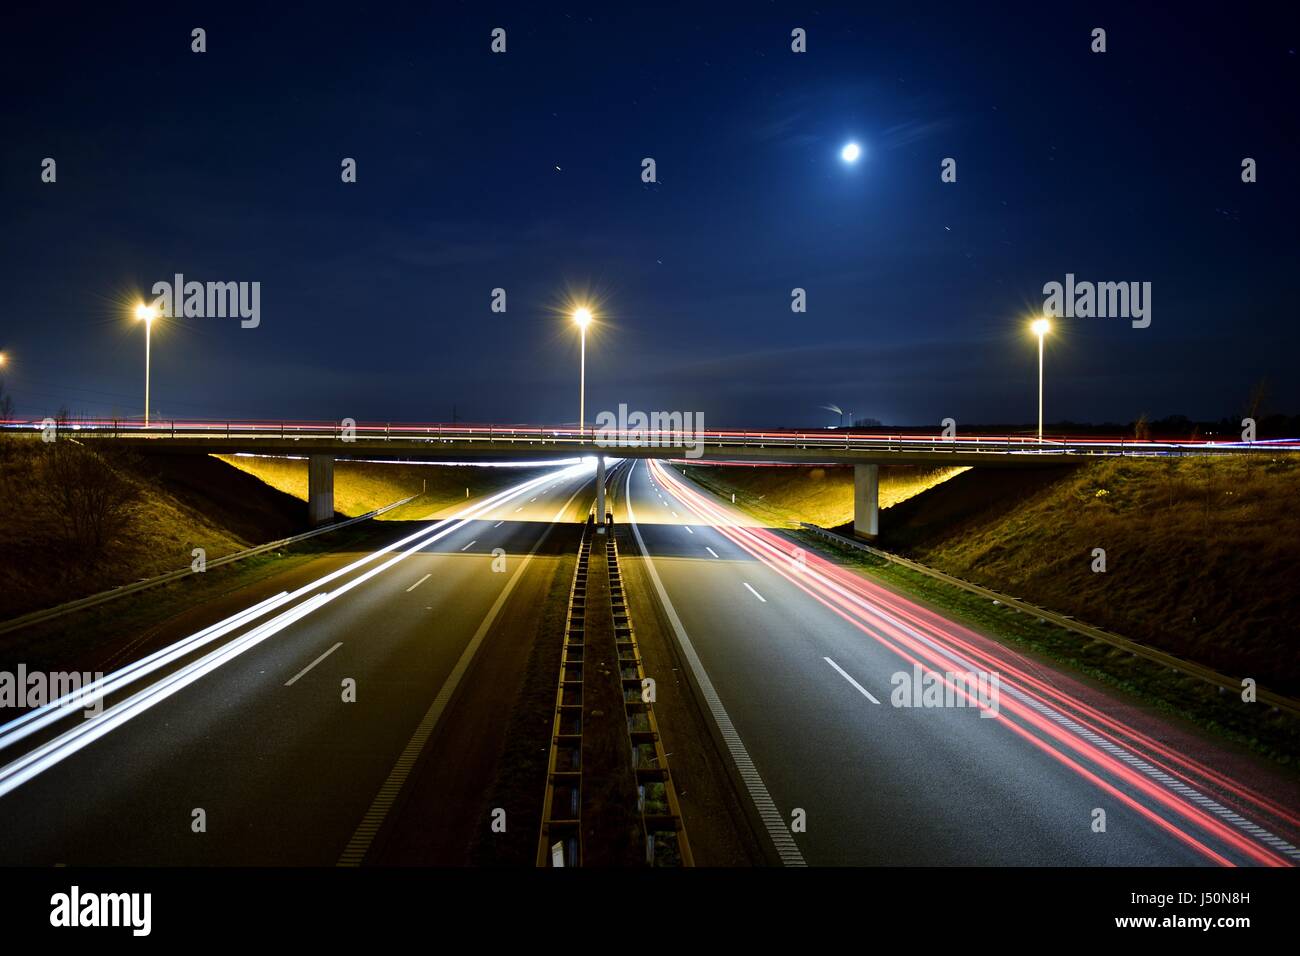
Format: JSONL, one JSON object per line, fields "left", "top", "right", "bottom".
{"left": 595, "top": 455, "right": 607, "bottom": 532}
{"left": 853, "top": 463, "right": 879, "bottom": 540}
{"left": 308, "top": 455, "right": 335, "bottom": 526}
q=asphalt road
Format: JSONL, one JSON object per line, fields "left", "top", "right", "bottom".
{"left": 621, "top": 458, "right": 1300, "bottom": 866}
{"left": 0, "top": 461, "right": 599, "bottom": 865}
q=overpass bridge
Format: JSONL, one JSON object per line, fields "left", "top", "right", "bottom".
{"left": 8, "top": 419, "right": 1290, "bottom": 538}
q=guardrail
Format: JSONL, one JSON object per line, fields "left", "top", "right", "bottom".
{"left": 605, "top": 523, "right": 693, "bottom": 865}
{"left": 0, "top": 495, "right": 417, "bottom": 636}
{"left": 537, "top": 516, "right": 593, "bottom": 867}
{"left": 797, "top": 523, "right": 1300, "bottom": 719}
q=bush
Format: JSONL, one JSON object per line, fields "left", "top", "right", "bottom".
{"left": 36, "top": 443, "right": 143, "bottom": 554}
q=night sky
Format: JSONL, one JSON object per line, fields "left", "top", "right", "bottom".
{"left": 2, "top": 2, "right": 1297, "bottom": 429}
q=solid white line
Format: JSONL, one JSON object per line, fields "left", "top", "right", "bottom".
{"left": 405, "top": 573, "right": 431, "bottom": 592}
{"left": 285, "top": 642, "right": 343, "bottom": 687}
{"left": 705, "top": 547, "right": 719, "bottom": 558}
{"left": 823, "top": 657, "right": 881, "bottom": 704}
{"left": 460, "top": 540, "right": 477, "bottom": 551}
{"left": 743, "top": 582, "right": 767, "bottom": 603}
{"left": 625, "top": 462, "right": 805, "bottom": 866}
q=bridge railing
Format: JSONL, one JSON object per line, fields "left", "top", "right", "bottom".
{"left": 1, "top": 419, "right": 1291, "bottom": 458}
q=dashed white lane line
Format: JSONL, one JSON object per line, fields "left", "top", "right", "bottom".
{"left": 285, "top": 642, "right": 343, "bottom": 687}
{"left": 743, "top": 582, "right": 767, "bottom": 603}
{"left": 684, "top": 526, "right": 694, "bottom": 534}
{"left": 405, "top": 573, "right": 431, "bottom": 593}
{"left": 705, "top": 547, "right": 719, "bottom": 558}
{"left": 671, "top": 510, "right": 678, "bottom": 518}
{"left": 515, "top": 506, "right": 523, "bottom": 512}
{"left": 493, "top": 520, "right": 504, "bottom": 528}
{"left": 338, "top": 479, "right": 591, "bottom": 867}
{"left": 823, "top": 657, "right": 882, "bottom": 705}
{"left": 460, "top": 540, "right": 477, "bottom": 552}
{"left": 530, "top": 497, "right": 537, "bottom": 502}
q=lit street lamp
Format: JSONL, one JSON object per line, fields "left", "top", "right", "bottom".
{"left": 573, "top": 306, "right": 593, "bottom": 437}
{"left": 1031, "top": 317, "right": 1051, "bottom": 442}
{"left": 135, "top": 303, "right": 159, "bottom": 425}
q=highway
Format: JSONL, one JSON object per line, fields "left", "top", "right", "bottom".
{"left": 620, "top": 458, "right": 1300, "bottom": 866}
{"left": 0, "top": 461, "right": 600, "bottom": 865}
{"left": 2, "top": 452, "right": 1296, "bottom": 867}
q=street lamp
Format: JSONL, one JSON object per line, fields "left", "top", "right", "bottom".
{"left": 1031, "top": 317, "right": 1051, "bottom": 442}
{"left": 573, "top": 306, "right": 593, "bottom": 436}
{"left": 135, "top": 303, "right": 158, "bottom": 426}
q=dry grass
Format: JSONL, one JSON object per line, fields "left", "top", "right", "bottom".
{"left": 681, "top": 463, "right": 966, "bottom": 527}
{"left": 0, "top": 443, "right": 299, "bottom": 619}
{"left": 899, "top": 455, "right": 1300, "bottom": 695}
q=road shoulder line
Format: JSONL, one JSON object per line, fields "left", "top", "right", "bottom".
{"left": 623, "top": 462, "right": 806, "bottom": 866}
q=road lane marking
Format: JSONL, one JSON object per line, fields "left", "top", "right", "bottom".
{"left": 0, "top": 464, "right": 586, "bottom": 793}
{"left": 285, "top": 642, "right": 343, "bottom": 687}
{"left": 493, "top": 520, "right": 503, "bottom": 528}
{"left": 823, "top": 657, "right": 881, "bottom": 704}
{"left": 515, "top": 506, "right": 523, "bottom": 512}
{"left": 648, "top": 458, "right": 1300, "bottom": 865}
{"left": 460, "top": 540, "right": 477, "bottom": 551}
{"left": 705, "top": 547, "right": 719, "bottom": 558}
{"left": 671, "top": 510, "right": 678, "bottom": 518}
{"left": 743, "top": 582, "right": 767, "bottom": 603}
{"left": 625, "top": 461, "right": 805, "bottom": 867}
{"left": 338, "top": 479, "right": 592, "bottom": 867}
{"left": 405, "top": 573, "right": 431, "bottom": 592}
{"left": 684, "top": 526, "right": 694, "bottom": 534}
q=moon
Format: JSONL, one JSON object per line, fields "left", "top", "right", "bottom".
{"left": 841, "top": 142, "right": 861, "bottom": 163}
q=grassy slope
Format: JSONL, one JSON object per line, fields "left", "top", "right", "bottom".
{"left": 0, "top": 445, "right": 305, "bottom": 619}
{"left": 0, "top": 444, "right": 558, "bottom": 621}
{"left": 882, "top": 456, "right": 1300, "bottom": 696}
{"left": 680, "top": 463, "right": 966, "bottom": 527}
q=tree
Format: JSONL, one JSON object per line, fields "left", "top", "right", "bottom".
{"left": 1133, "top": 413, "right": 1150, "bottom": 440}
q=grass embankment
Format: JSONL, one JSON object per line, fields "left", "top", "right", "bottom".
{"left": 0, "top": 442, "right": 557, "bottom": 622}
{"left": 0, "top": 443, "right": 305, "bottom": 620}
{"left": 217, "top": 455, "right": 547, "bottom": 521}
{"left": 878, "top": 456, "right": 1300, "bottom": 698}
{"left": 681, "top": 463, "right": 966, "bottom": 527}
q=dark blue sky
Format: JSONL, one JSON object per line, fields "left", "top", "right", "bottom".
{"left": 2, "top": 2, "right": 1297, "bottom": 428}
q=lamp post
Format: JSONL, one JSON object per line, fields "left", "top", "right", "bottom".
{"left": 1031, "top": 317, "right": 1051, "bottom": 442}
{"left": 135, "top": 304, "right": 158, "bottom": 425}
{"left": 573, "top": 307, "right": 592, "bottom": 437}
